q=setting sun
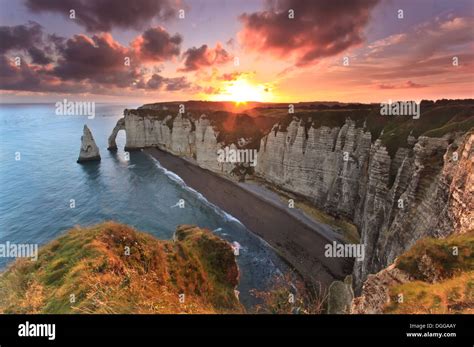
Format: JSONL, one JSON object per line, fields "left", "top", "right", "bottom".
{"left": 210, "top": 78, "right": 271, "bottom": 104}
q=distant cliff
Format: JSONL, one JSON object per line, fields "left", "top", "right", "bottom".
{"left": 0, "top": 222, "right": 242, "bottom": 314}
{"left": 108, "top": 102, "right": 474, "bottom": 291}
{"left": 109, "top": 109, "right": 236, "bottom": 174}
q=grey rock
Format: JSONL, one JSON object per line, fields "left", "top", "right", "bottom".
{"left": 77, "top": 125, "right": 100, "bottom": 163}
{"left": 351, "top": 264, "right": 411, "bottom": 314}
{"left": 327, "top": 275, "right": 354, "bottom": 314}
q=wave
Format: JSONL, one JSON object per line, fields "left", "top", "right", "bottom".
{"left": 149, "top": 156, "right": 244, "bottom": 226}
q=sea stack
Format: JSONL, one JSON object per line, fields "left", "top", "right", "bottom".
{"left": 77, "top": 125, "right": 101, "bottom": 163}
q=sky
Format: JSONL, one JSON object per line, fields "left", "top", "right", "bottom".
{"left": 0, "top": 0, "right": 473, "bottom": 103}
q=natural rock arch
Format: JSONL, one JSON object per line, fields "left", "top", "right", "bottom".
{"left": 107, "top": 117, "right": 125, "bottom": 151}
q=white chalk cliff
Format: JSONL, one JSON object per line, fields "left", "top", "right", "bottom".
{"left": 109, "top": 110, "right": 234, "bottom": 174}
{"left": 77, "top": 125, "right": 101, "bottom": 163}
{"left": 109, "top": 108, "right": 473, "bottom": 290}
{"left": 257, "top": 120, "right": 473, "bottom": 290}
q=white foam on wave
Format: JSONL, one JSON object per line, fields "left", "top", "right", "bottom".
{"left": 148, "top": 155, "right": 289, "bottom": 280}
{"left": 149, "top": 156, "right": 244, "bottom": 226}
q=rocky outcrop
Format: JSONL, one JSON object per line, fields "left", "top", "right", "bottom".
{"left": 354, "top": 132, "right": 473, "bottom": 290}
{"left": 441, "top": 132, "right": 474, "bottom": 234}
{"left": 351, "top": 264, "right": 411, "bottom": 314}
{"left": 351, "top": 231, "right": 474, "bottom": 314}
{"left": 77, "top": 125, "right": 100, "bottom": 163}
{"left": 256, "top": 119, "right": 473, "bottom": 290}
{"left": 327, "top": 275, "right": 354, "bottom": 314}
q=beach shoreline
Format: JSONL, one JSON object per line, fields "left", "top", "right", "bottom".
{"left": 145, "top": 147, "right": 353, "bottom": 288}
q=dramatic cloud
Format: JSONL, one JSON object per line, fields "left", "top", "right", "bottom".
{"left": 238, "top": 0, "right": 379, "bottom": 65}
{"left": 378, "top": 81, "right": 427, "bottom": 89}
{"left": 357, "top": 15, "right": 474, "bottom": 82}
{"left": 0, "top": 55, "right": 41, "bottom": 91}
{"left": 25, "top": 0, "right": 180, "bottom": 32}
{"left": 52, "top": 33, "right": 137, "bottom": 87}
{"left": 144, "top": 73, "right": 165, "bottom": 89}
{"left": 164, "top": 76, "right": 190, "bottom": 91}
{"left": 138, "top": 73, "right": 190, "bottom": 91}
{"left": 0, "top": 21, "right": 53, "bottom": 65}
{"left": 179, "top": 43, "right": 232, "bottom": 72}
{"left": 0, "top": 21, "right": 43, "bottom": 54}
{"left": 0, "top": 26, "right": 191, "bottom": 94}
{"left": 132, "top": 26, "right": 182, "bottom": 62}
{"left": 27, "top": 46, "right": 52, "bottom": 65}
{"left": 0, "top": 54, "right": 91, "bottom": 93}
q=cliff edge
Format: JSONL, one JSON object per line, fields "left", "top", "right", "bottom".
{"left": 0, "top": 222, "right": 242, "bottom": 314}
{"left": 351, "top": 231, "right": 473, "bottom": 314}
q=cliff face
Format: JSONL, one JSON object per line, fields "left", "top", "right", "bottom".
{"left": 257, "top": 119, "right": 473, "bottom": 289}
{"left": 0, "top": 222, "right": 242, "bottom": 314}
{"left": 110, "top": 107, "right": 473, "bottom": 290}
{"left": 256, "top": 119, "right": 372, "bottom": 218}
{"left": 113, "top": 110, "right": 232, "bottom": 174}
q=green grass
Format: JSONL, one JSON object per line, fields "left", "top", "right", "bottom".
{"left": 382, "top": 232, "right": 474, "bottom": 314}
{"left": 396, "top": 231, "right": 474, "bottom": 281}
{"left": 0, "top": 222, "right": 243, "bottom": 314}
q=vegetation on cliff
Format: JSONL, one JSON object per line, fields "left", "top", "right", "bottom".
{"left": 0, "top": 222, "right": 243, "bottom": 314}
{"left": 385, "top": 231, "right": 473, "bottom": 314}
{"left": 135, "top": 99, "right": 473, "bottom": 158}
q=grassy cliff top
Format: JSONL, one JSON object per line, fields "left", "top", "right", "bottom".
{"left": 0, "top": 222, "right": 243, "bottom": 314}
{"left": 132, "top": 100, "right": 473, "bottom": 155}
{"left": 384, "top": 231, "right": 474, "bottom": 314}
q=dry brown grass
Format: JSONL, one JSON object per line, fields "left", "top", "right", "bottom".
{"left": 0, "top": 222, "right": 243, "bottom": 314}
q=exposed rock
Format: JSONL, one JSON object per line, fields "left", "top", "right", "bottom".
{"left": 417, "top": 253, "right": 441, "bottom": 283}
{"left": 257, "top": 119, "right": 372, "bottom": 218}
{"left": 441, "top": 133, "right": 474, "bottom": 234}
{"left": 109, "top": 110, "right": 235, "bottom": 175}
{"left": 107, "top": 117, "right": 125, "bottom": 151}
{"left": 351, "top": 231, "right": 474, "bottom": 314}
{"left": 327, "top": 275, "right": 354, "bottom": 314}
{"left": 77, "top": 125, "right": 101, "bottom": 163}
{"left": 257, "top": 121, "right": 473, "bottom": 291}
{"left": 351, "top": 264, "right": 411, "bottom": 314}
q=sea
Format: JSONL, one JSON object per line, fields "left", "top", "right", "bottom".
{"left": 0, "top": 103, "right": 291, "bottom": 309}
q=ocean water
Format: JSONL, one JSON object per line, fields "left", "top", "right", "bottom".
{"left": 0, "top": 103, "right": 290, "bottom": 308}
